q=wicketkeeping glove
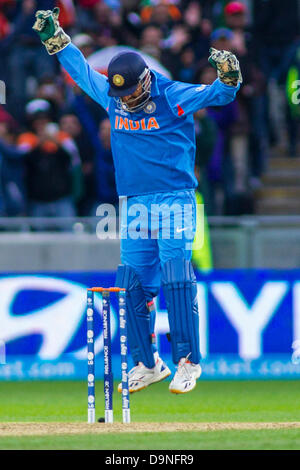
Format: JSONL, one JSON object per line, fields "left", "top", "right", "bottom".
{"left": 208, "top": 47, "right": 243, "bottom": 87}
{"left": 32, "top": 7, "right": 71, "bottom": 55}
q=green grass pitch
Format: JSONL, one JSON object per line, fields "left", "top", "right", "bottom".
{"left": 0, "top": 380, "right": 299, "bottom": 450}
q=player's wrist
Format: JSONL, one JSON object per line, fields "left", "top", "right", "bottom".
{"left": 218, "top": 72, "right": 240, "bottom": 87}
{"left": 43, "top": 27, "right": 71, "bottom": 55}
{"left": 208, "top": 47, "right": 242, "bottom": 87}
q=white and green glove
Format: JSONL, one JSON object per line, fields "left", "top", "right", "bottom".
{"left": 32, "top": 7, "right": 70, "bottom": 55}
{"left": 208, "top": 48, "right": 243, "bottom": 87}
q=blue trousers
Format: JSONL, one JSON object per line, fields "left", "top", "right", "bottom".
{"left": 120, "top": 189, "right": 197, "bottom": 300}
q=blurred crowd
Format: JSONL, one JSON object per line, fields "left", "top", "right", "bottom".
{"left": 0, "top": 0, "right": 299, "bottom": 219}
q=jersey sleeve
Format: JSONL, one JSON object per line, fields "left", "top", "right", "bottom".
{"left": 57, "top": 43, "right": 110, "bottom": 110}
{"left": 165, "top": 78, "right": 240, "bottom": 118}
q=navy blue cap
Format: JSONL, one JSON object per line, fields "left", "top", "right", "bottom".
{"left": 108, "top": 51, "right": 148, "bottom": 97}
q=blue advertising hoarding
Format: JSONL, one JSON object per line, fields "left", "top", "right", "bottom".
{"left": 0, "top": 270, "right": 300, "bottom": 380}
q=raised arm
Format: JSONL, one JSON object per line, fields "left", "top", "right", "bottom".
{"left": 165, "top": 47, "right": 242, "bottom": 117}
{"left": 57, "top": 44, "right": 109, "bottom": 109}
{"left": 32, "top": 7, "right": 109, "bottom": 110}
{"left": 165, "top": 78, "right": 240, "bottom": 117}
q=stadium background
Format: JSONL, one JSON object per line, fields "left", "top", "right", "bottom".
{"left": 0, "top": 0, "right": 300, "bottom": 383}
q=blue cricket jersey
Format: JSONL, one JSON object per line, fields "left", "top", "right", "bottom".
{"left": 58, "top": 43, "right": 239, "bottom": 197}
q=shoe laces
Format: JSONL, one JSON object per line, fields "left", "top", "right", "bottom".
{"left": 177, "top": 353, "right": 193, "bottom": 380}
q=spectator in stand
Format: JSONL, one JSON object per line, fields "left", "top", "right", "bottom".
{"left": 139, "top": 24, "right": 183, "bottom": 77}
{"left": 77, "top": 0, "right": 101, "bottom": 6}
{"left": 182, "top": 1, "right": 211, "bottom": 61}
{"left": 0, "top": 7, "right": 10, "bottom": 40}
{"left": 210, "top": 27, "right": 249, "bottom": 202}
{"left": 121, "top": 0, "right": 139, "bottom": 9}
{"left": 224, "top": 1, "right": 268, "bottom": 184}
{"left": 252, "top": 0, "right": 299, "bottom": 83}
{"left": 59, "top": 112, "right": 117, "bottom": 213}
{"left": 5, "top": 0, "right": 57, "bottom": 122}
{"left": 0, "top": 105, "right": 16, "bottom": 133}
{"left": 75, "top": 0, "right": 125, "bottom": 47}
{"left": 195, "top": 63, "right": 239, "bottom": 215}
{"left": 92, "top": 1, "right": 122, "bottom": 47}
{"left": 161, "top": 23, "right": 192, "bottom": 78}
{"left": 56, "top": 0, "right": 76, "bottom": 31}
{"left": 224, "top": 2, "right": 247, "bottom": 35}
{"left": 60, "top": 111, "right": 118, "bottom": 213}
{"left": 223, "top": 2, "right": 250, "bottom": 62}
{"left": 0, "top": 109, "right": 26, "bottom": 216}
{"left": 140, "top": 0, "right": 182, "bottom": 38}
{"left": 136, "top": 0, "right": 183, "bottom": 54}
{"left": 17, "top": 99, "right": 82, "bottom": 218}
{"left": 72, "top": 0, "right": 100, "bottom": 33}
{"left": 35, "top": 77, "right": 66, "bottom": 123}
{"left": 139, "top": 24, "right": 163, "bottom": 59}
{"left": 60, "top": 113, "right": 97, "bottom": 215}
{"left": 94, "top": 118, "right": 118, "bottom": 208}
{"left": 0, "top": 2, "right": 21, "bottom": 83}
{"left": 176, "top": 44, "right": 197, "bottom": 83}
{"left": 252, "top": 0, "right": 300, "bottom": 149}
{"left": 0, "top": 4, "right": 10, "bottom": 85}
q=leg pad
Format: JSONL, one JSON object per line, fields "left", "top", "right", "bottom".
{"left": 161, "top": 258, "right": 200, "bottom": 364}
{"left": 116, "top": 264, "right": 155, "bottom": 369}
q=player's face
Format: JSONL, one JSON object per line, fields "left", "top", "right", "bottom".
{"left": 121, "top": 83, "right": 143, "bottom": 109}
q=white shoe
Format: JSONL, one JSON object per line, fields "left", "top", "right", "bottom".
{"left": 169, "top": 355, "right": 201, "bottom": 394}
{"left": 118, "top": 356, "right": 171, "bottom": 393}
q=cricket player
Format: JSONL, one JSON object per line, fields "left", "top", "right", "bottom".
{"left": 33, "top": 8, "right": 241, "bottom": 394}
